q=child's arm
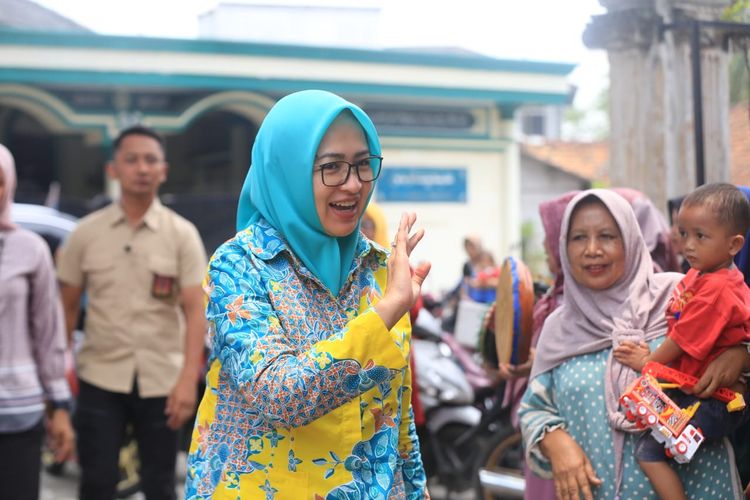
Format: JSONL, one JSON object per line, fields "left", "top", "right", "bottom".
{"left": 648, "top": 337, "right": 685, "bottom": 365}
{"left": 614, "top": 338, "right": 685, "bottom": 372}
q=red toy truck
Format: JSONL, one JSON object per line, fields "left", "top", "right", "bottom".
{"left": 619, "top": 362, "right": 746, "bottom": 463}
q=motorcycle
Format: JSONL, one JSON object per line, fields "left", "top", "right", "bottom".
{"left": 417, "top": 290, "right": 528, "bottom": 500}
{"left": 412, "top": 309, "right": 520, "bottom": 496}
{"left": 473, "top": 276, "right": 554, "bottom": 499}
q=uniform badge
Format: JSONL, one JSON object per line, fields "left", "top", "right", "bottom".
{"left": 152, "top": 274, "right": 175, "bottom": 298}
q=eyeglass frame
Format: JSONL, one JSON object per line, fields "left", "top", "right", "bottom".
{"left": 313, "top": 155, "right": 383, "bottom": 187}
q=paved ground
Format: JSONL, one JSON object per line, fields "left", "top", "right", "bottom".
{"left": 40, "top": 455, "right": 476, "bottom": 499}
{"left": 40, "top": 453, "right": 186, "bottom": 500}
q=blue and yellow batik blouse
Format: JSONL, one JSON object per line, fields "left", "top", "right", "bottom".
{"left": 185, "top": 218, "right": 426, "bottom": 499}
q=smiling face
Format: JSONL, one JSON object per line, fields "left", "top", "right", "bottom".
{"left": 313, "top": 114, "right": 372, "bottom": 237}
{"left": 566, "top": 200, "right": 626, "bottom": 290}
{"left": 677, "top": 203, "right": 742, "bottom": 273}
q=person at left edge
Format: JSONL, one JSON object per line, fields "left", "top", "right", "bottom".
{"left": 0, "top": 143, "right": 74, "bottom": 500}
{"left": 57, "top": 125, "right": 208, "bottom": 500}
{"left": 185, "top": 90, "right": 431, "bottom": 499}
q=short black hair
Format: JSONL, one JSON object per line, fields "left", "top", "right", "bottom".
{"left": 681, "top": 182, "right": 750, "bottom": 236}
{"left": 112, "top": 125, "right": 165, "bottom": 156}
{"left": 667, "top": 195, "right": 685, "bottom": 225}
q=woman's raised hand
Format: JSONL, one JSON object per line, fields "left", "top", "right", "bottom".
{"left": 374, "top": 212, "right": 431, "bottom": 330}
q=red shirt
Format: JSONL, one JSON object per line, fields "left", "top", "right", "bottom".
{"left": 667, "top": 267, "right": 750, "bottom": 377}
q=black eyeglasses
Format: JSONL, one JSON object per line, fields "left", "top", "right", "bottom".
{"left": 314, "top": 156, "right": 383, "bottom": 187}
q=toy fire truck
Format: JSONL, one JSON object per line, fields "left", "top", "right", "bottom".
{"left": 619, "top": 362, "right": 746, "bottom": 464}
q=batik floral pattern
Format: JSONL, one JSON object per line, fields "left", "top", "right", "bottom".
{"left": 185, "top": 219, "right": 426, "bottom": 499}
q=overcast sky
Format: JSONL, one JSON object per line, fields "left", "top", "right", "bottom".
{"left": 32, "top": 0, "right": 609, "bottom": 107}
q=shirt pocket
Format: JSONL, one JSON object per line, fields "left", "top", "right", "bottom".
{"left": 148, "top": 255, "right": 179, "bottom": 302}
{"left": 81, "top": 255, "right": 115, "bottom": 298}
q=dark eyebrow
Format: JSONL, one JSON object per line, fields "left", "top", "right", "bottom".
{"left": 314, "top": 149, "right": 370, "bottom": 161}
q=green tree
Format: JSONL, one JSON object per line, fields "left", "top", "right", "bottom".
{"left": 562, "top": 86, "right": 610, "bottom": 140}
{"left": 723, "top": 1, "right": 750, "bottom": 105}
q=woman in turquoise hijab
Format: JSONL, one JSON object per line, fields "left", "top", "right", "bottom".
{"left": 186, "top": 90, "right": 431, "bottom": 499}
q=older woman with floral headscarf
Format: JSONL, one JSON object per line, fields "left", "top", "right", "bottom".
{"left": 185, "top": 90, "right": 430, "bottom": 499}
{"left": 519, "top": 189, "right": 748, "bottom": 500}
{"left": 0, "top": 144, "right": 74, "bottom": 499}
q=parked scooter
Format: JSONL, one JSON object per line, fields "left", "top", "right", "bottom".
{"left": 475, "top": 426, "right": 525, "bottom": 499}
{"left": 473, "top": 278, "right": 554, "bottom": 499}
{"left": 412, "top": 322, "right": 482, "bottom": 493}
{"left": 411, "top": 308, "right": 520, "bottom": 496}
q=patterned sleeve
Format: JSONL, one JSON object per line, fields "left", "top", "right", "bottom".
{"left": 397, "top": 364, "right": 427, "bottom": 498}
{"left": 207, "top": 243, "right": 409, "bottom": 429}
{"left": 517, "top": 371, "right": 566, "bottom": 478}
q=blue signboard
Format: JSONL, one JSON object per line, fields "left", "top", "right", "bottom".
{"left": 376, "top": 167, "right": 467, "bottom": 202}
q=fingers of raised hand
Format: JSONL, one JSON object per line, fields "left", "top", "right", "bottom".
{"left": 406, "top": 229, "right": 425, "bottom": 256}
{"left": 403, "top": 211, "right": 416, "bottom": 230}
{"left": 390, "top": 213, "right": 408, "bottom": 253}
{"left": 411, "top": 262, "right": 431, "bottom": 292}
{"left": 391, "top": 212, "right": 422, "bottom": 256}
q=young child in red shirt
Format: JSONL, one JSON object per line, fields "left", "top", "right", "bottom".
{"left": 614, "top": 182, "right": 750, "bottom": 500}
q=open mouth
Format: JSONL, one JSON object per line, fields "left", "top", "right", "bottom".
{"left": 584, "top": 264, "right": 609, "bottom": 275}
{"left": 330, "top": 201, "right": 358, "bottom": 212}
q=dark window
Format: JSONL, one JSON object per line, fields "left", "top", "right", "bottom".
{"left": 522, "top": 114, "right": 545, "bottom": 136}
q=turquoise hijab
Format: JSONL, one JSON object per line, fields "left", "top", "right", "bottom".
{"left": 236, "top": 90, "right": 382, "bottom": 296}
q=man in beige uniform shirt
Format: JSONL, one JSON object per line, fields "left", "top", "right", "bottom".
{"left": 57, "top": 125, "right": 207, "bottom": 500}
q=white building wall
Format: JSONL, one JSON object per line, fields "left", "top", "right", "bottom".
{"left": 372, "top": 146, "right": 511, "bottom": 297}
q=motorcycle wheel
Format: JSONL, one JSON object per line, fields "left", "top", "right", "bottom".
{"left": 475, "top": 426, "right": 524, "bottom": 500}
{"left": 433, "top": 422, "right": 482, "bottom": 492}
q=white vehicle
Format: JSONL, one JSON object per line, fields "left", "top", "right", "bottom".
{"left": 11, "top": 202, "right": 78, "bottom": 255}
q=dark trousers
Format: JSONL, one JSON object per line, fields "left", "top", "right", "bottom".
{"left": 0, "top": 420, "right": 44, "bottom": 500}
{"left": 75, "top": 379, "right": 178, "bottom": 500}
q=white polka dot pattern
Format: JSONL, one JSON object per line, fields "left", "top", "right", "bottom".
{"left": 519, "top": 345, "right": 742, "bottom": 499}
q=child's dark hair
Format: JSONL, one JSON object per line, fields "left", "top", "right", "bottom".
{"left": 682, "top": 183, "right": 750, "bottom": 236}
{"left": 112, "top": 125, "right": 165, "bottom": 156}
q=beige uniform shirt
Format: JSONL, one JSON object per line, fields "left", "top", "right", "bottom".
{"left": 57, "top": 200, "right": 207, "bottom": 397}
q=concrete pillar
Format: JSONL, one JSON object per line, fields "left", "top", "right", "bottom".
{"left": 584, "top": 0, "right": 731, "bottom": 210}
{"left": 494, "top": 106, "right": 522, "bottom": 259}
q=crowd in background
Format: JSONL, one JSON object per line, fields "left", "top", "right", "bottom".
{"left": 2, "top": 89, "right": 750, "bottom": 499}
